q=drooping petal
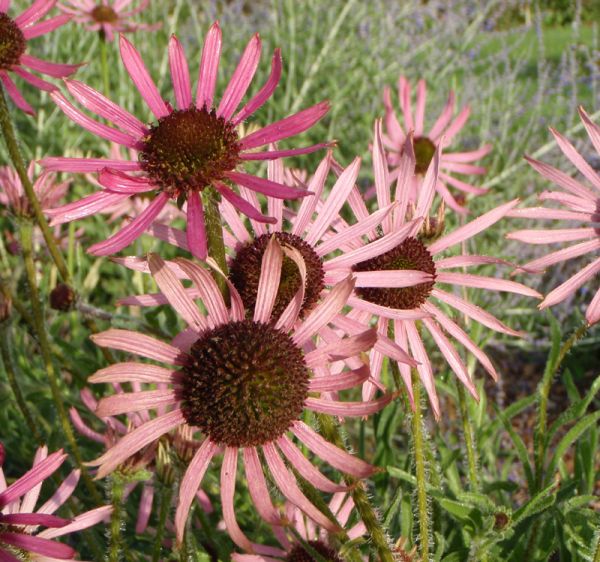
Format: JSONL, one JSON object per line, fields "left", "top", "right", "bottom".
{"left": 224, "top": 171, "right": 311, "bottom": 199}
{"left": 20, "top": 54, "right": 80, "bottom": 78}
{"left": 540, "top": 256, "right": 600, "bottom": 309}
{"left": 96, "top": 389, "right": 177, "bottom": 417}
{"left": 242, "top": 448, "right": 281, "bottom": 525}
{"left": 37, "top": 505, "right": 113, "bottom": 539}
{"left": 0, "top": 532, "right": 75, "bottom": 559}
{"left": 45, "top": 190, "right": 129, "bottom": 225}
{"left": 436, "top": 271, "right": 541, "bottom": 298}
{"left": 306, "top": 394, "right": 392, "bottom": 417}
{"left": 254, "top": 236, "right": 283, "bottom": 323}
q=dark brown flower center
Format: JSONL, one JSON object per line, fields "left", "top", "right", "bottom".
{"left": 140, "top": 106, "right": 241, "bottom": 200}
{"left": 286, "top": 540, "right": 342, "bottom": 562}
{"left": 229, "top": 233, "right": 325, "bottom": 320}
{"left": 179, "top": 320, "right": 309, "bottom": 448}
{"left": 352, "top": 236, "right": 436, "bottom": 309}
{"left": 91, "top": 5, "right": 119, "bottom": 23}
{"left": 412, "top": 136, "right": 436, "bottom": 175}
{"left": 0, "top": 13, "right": 25, "bottom": 71}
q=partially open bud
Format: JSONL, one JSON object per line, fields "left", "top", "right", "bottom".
{"left": 50, "top": 283, "right": 75, "bottom": 312}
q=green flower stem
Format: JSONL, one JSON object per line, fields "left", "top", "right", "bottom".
{"left": 316, "top": 413, "right": 394, "bottom": 562}
{"left": 0, "top": 323, "right": 43, "bottom": 442}
{"left": 151, "top": 484, "right": 173, "bottom": 562}
{"left": 455, "top": 380, "right": 479, "bottom": 491}
{"left": 202, "top": 187, "right": 229, "bottom": 296}
{"left": 108, "top": 474, "right": 125, "bottom": 562}
{"left": 99, "top": 34, "right": 110, "bottom": 98}
{"left": 19, "top": 221, "right": 102, "bottom": 505}
{"left": 0, "top": 85, "right": 70, "bottom": 282}
{"left": 411, "top": 372, "right": 431, "bottom": 560}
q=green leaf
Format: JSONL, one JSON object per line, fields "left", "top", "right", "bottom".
{"left": 438, "top": 498, "right": 477, "bottom": 522}
{"left": 512, "top": 481, "right": 557, "bottom": 524}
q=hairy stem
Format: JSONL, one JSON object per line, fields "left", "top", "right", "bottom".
{"left": 108, "top": 475, "right": 125, "bottom": 562}
{"left": 152, "top": 484, "right": 173, "bottom": 562}
{"left": 202, "top": 187, "right": 229, "bottom": 296}
{"left": 456, "top": 380, "right": 479, "bottom": 491}
{"left": 316, "top": 413, "right": 394, "bottom": 562}
{"left": 19, "top": 221, "right": 102, "bottom": 504}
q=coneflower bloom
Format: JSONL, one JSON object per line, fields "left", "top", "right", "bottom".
{"left": 41, "top": 24, "right": 330, "bottom": 259}
{"left": 232, "top": 493, "right": 366, "bottom": 561}
{"left": 380, "top": 75, "right": 491, "bottom": 214}
{"left": 0, "top": 0, "right": 78, "bottom": 115}
{"left": 507, "top": 106, "right": 600, "bottom": 326}
{"left": 58, "top": 0, "right": 160, "bottom": 41}
{"left": 347, "top": 120, "right": 540, "bottom": 417}
{"left": 0, "top": 445, "right": 111, "bottom": 561}
{"left": 86, "top": 245, "right": 387, "bottom": 551}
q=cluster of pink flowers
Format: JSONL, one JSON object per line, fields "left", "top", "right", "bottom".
{"left": 1, "top": 1, "right": 599, "bottom": 559}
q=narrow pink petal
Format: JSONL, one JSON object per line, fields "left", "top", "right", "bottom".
{"left": 277, "top": 436, "right": 346, "bottom": 493}
{"left": 173, "top": 258, "right": 229, "bottom": 326}
{"left": 540, "top": 256, "right": 600, "bottom": 309}
{"left": 422, "top": 301, "right": 498, "bottom": 381}
{"left": 383, "top": 85, "right": 404, "bottom": 142}
{"left": 262, "top": 443, "right": 338, "bottom": 532}
{"left": 525, "top": 155, "right": 597, "bottom": 200}
{"left": 14, "top": 0, "right": 53, "bottom": 26}
{"left": 22, "top": 13, "right": 71, "bottom": 38}
{"left": 428, "top": 90, "right": 455, "bottom": 139}
{"left": 372, "top": 120, "right": 392, "bottom": 234}
{"left": 32, "top": 469, "right": 79, "bottom": 515}
{"left": 0, "top": 451, "right": 66, "bottom": 509}
{"left": 0, "top": 546, "right": 24, "bottom": 562}
{"left": 88, "top": 192, "right": 169, "bottom": 255}
{"left": 11, "top": 67, "right": 55, "bottom": 92}
{"left": 308, "top": 365, "right": 370, "bottom": 392}
{"left": 398, "top": 76, "right": 413, "bottom": 131}
{"left": 585, "top": 286, "right": 600, "bottom": 325}
{"left": 135, "top": 484, "right": 154, "bottom": 534}
{"left": 214, "top": 181, "right": 276, "bottom": 224}
{"left": 168, "top": 35, "right": 191, "bottom": 110}
{"left": 0, "top": 532, "right": 75, "bottom": 559}
{"left": 175, "top": 440, "right": 218, "bottom": 544}
{"left": 254, "top": 236, "right": 283, "bottom": 323}
{"left": 64, "top": 79, "right": 147, "bottom": 137}
{"left": 429, "top": 199, "right": 520, "bottom": 255}
{"left": 233, "top": 48, "right": 282, "bottom": 125}
{"left": 435, "top": 179, "right": 469, "bottom": 216}
{"left": 325, "top": 217, "right": 422, "bottom": 269}
{"left": 506, "top": 228, "right": 597, "bottom": 245}
{"left": 550, "top": 126, "right": 600, "bottom": 191}
{"left": 225, "top": 171, "right": 310, "bottom": 200}
{"left": 422, "top": 317, "right": 478, "bottom": 399}
{"left": 293, "top": 276, "right": 355, "bottom": 345}
{"left": 304, "top": 157, "right": 361, "bottom": 246}
{"left": 90, "top": 328, "right": 189, "bottom": 365}
{"left": 20, "top": 54, "right": 80, "bottom": 78}
{"left": 304, "top": 329, "right": 376, "bottom": 368}
{"left": 306, "top": 394, "right": 392, "bottom": 417}
{"left": 516, "top": 239, "right": 600, "bottom": 273}
{"left": 149, "top": 253, "right": 207, "bottom": 332}
{"left": 441, "top": 161, "right": 487, "bottom": 175}
{"left": 538, "top": 191, "right": 597, "bottom": 212}
{"left": 0, "top": 73, "right": 34, "bottom": 115}
{"left": 196, "top": 22, "right": 222, "bottom": 109}
{"left": 267, "top": 153, "right": 284, "bottom": 232}
{"left": 440, "top": 105, "right": 470, "bottom": 145}
{"left": 435, "top": 255, "right": 516, "bottom": 269}
{"left": 91, "top": 410, "right": 185, "bottom": 479}
{"left": 70, "top": 409, "right": 104, "bottom": 443}
{"left": 38, "top": 505, "right": 113, "bottom": 539}
{"left": 239, "top": 101, "right": 330, "bottom": 150}
{"left": 39, "top": 157, "right": 141, "bottom": 173}
{"left": 351, "top": 270, "right": 433, "bottom": 288}
{"left": 507, "top": 206, "right": 592, "bottom": 222}
{"left": 217, "top": 33, "right": 261, "bottom": 120}
{"left": 274, "top": 246, "right": 307, "bottom": 332}
{"left": 240, "top": 142, "right": 332, "bottom": 161}
{"left": 393, "top": 137, "right": 417, "bottom": 231}
{"left": 443, "top": 144, "right": 492, "bottom": 163}
{"left": 414, "top": 79, "right": 426, "bottom": 136}
{"left": 345, "top": 295, "right": 428, "bottom": 320}
{"left": 439, "top": 171, "right": 487, "bottom": 195}
{"left": 237, "top": 185, "right": 268, "bottom": 236}
{"left": 0, "top": 513, "right": 69, "bottom": 527}
{"left": 242, "top": 448, "right": 282, "bottom": 525}
{"left": 98, "top": 169, "right": 153, "bottom": 193}
{"left": 96, "top": 389, "right": 176, "bottom": 417}
{"left": 578, "top": 106, "right": 600, "bottom": 156}
{"left": 436, "top": 271, "right": 542, "bottom": 298}
{"left": 415, "top": 141, "right": 441, "bottom": 217}
{"left": 45, "top": 191, "right": 128, "bottom": 225}
{"left": 51, "top": 92, "right": 140, "bottom": 149}
{"left": 432, "top": 288, "right": 523, "bottom": 337}
{"left": 185, "top": 191, "right": 208, "bottom": 260}
{"left": 119, "top": 35, "right": 168, "bottom": 119}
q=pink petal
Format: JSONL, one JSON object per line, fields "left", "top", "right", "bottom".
{"left": 88, "top": 192, "right": 169, "bottom": 255}
{"left": 398, "top": 76, "right": 413, "bottom": 131}
{"left": 91, "top": 410, "right": 185, "bottom": 479}
{"left": 349, "top": 270, "right": 433, "bottom": 288}
{"left": 345, "top": 295, "right": 427, "bottom": 320}
{"left": 304, "top": 329, "right": 376, "bottom": 367}
{"left": 11, "top": 67, "right": 55, "bottom": 92}
{"left": 585, "top": 286, "right": 600, "bottom": 325}
{"left": 148, "top": 221, "right": 189, "bottom": 250}
{"left": 96, "top": 389, "right": 177, "bottom": 416}
{"left": 21, "top": 13, "right": 71, "bottom": 38}
{"left": 578, "top": 106, "right": 600, "bottom": 156}
{"left": 214, "top": 181, "right": 276, "bottom": 224}
{"left": 135, "top": 483, "right": 154, "bottom": 534}
{"left": 428, "top": 90, "right": 455, "bottom": 139}
{"left": 240, "top": 142, "right": 332, "bottom": 161}
{"left": 441, "top": 162, "right": 486, "bottom": 175}
{"left": 414, "top": 79, "right": 427, "bottom": 135}
{"left": 435, "top": 255, "right": 516, "bottom": 269}
{"left": 439, "top": 171, "right": 488, "bottom": 195}
{"left": 436, "top": 271, "right": 541, "bottom": 298}
{"left": 414, "top": 141, "right": 441, "bottom": 217}
{"left": 45, "top": 190, "right": 128, "bottom": 225}
{"left": 217, "top": 33, "right": 261, "bottom": 120}
{"left": 175, "top": 440, "right": 218, "bottom": 544}
{"left": 185, "top": 191, "right": 207, "bottom": 260}
{"left": 0, "top": 532, "right": 75, "bottom": 559}
{"left": 168, "top": 35, "right": 191, "bottom": 110}
{"left": 516, "top": 238, "right": 600, "bottom": 273}
{"left": 39, "top": 157, "right": 141, "bottom": 173}
{"left": 440, "top": 105, "right": 470, "bottom": 145}
{"left": 443, "top": 144, "right": 492, "bottom": 163}
{"left": 0, "top": 73, "right": 34, "bottom": 115}
{"left": 306, "top": 394, "right": 392, "bottom": 417}
{"left": 196, "top": 22, "right": 222, "bottom": 109}
{"left": 550, "top": 126, "right": 600, "bottom": 192}
{"left": 429, "top": 199, "right": 520, "bottom": 255}
{"left": 119, "top": 35, "right": 168, "bottom": 119}
{"left": 98, "top": 169, "right": 153, "bottom": 193}
{"left": 14, "top": 0, "right": 54, "bottom": 26}
{"left": 274, "top": 246, "right": 307, "bottom": 332}
{"left": 540, "top": 256, "right": 600, "bottom": 309}
{"left": 525, "top": 155, "right": 597, "bottom": 201}
{"left": 233, "top": 48, "right": 282, "bottom": 125}
{"left": 242, "top": 448, "right": 282, "bottom": 525}
{"left": 308, "top": 364, "right": 370, "bottom": 392}
{"left": 506, "top": 227, "right": 597, "bottom": 244}
{"left": 507, "top": 206, "right": 592, "bottom": 222}
{"left": 0, "top": 513, "right": 69, "bottom": 527}
{"left": 70, "top": 409, "right": 104, "bottom": 443}
{"left": 254, "top": 236, "right": 283, "bottom": 323}
{"left": 382, "top": 84, "right": 404, "bottom": 142}
{"left": 538, "top": 190, "right": 597, "bottom": 213}
{"left": 90, "top": 328, "right": 189, "bottom": 365}
{"left": 38, "top": 505, "right": 113, "bottom": 539}
{"left": 224, "top": 171, "right": 311, "bottom": 200}
{"left": 20, "top": 54, "right": 80, "bottom": 78}
{"left": 239, "top": 101, "right": 330, "bottom": 150}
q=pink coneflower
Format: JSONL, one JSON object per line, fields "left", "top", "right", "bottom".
{"left": 58, "top": 0, "right": 160, "bottom": 41}
{"left": 232, "top": 493, "right": 366, "bottom": 561}
{"left": 0, "top": 0, "right": 78, "bottom": 115}
{"left": 41, "top": 24, "right": 330, "bottom": 259}
{"left": 70, "top": 387, "right": 211, "bottom": 534}
{"left": 347, "top": 120, "right": 540, "bottom": 417}
{"left": 507, "top": 107, "right": 600, "bottom": 326}
{"left": 0, "top": 445, "right": 111, "bottom": 561}
{"left": 86, "top": 244, "right": 387, "bottom": 552}
{"left": 380, "top": 75, "right": 491, "bottom": 214}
